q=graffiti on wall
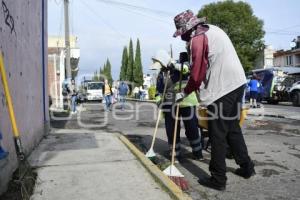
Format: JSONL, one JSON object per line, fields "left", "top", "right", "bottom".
{"left": 1, "top": 0, "right": 16, "bottom": 35}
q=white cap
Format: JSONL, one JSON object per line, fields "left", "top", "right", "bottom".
{"left": 149, "top": 61, "right": 163, "bottom": 70}
{"left": 151, "top": 50, "right": 171, "bottom": 68}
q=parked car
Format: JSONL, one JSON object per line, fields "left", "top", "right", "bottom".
{"left": 287, "top": 73, "right": 300, "bottom": 107}
{"left": 76, "top": 92, "right": 87, "bottom": 104}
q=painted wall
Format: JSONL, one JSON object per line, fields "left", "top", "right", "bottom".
{"left": 273, "top": 55, "right": 285, "bottom": 67}
{"left": 0, "top": 0, "right": 48, "bottom": 194}
{"left": 274, "top": 54, "right": 300, "bottom": 68}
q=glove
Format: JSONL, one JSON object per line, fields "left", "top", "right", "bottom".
{"left": 173, "top": 63, "right": 182, "bottom": 71}
{"left": 168, "top": 62, "right": 189, "bottom": 75}
{"left": 175, "top": 92, "right": 186, "bottom": 102}
{"left": 156, "top": 100, "right": 162, "bottom": 108}
{"left": 155, "top": 95, "right": 162, "bottom": 107}
{"left": 166, "top": 61, "right": 175, "bottom": 70}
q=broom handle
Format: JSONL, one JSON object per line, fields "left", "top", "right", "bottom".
{"left": 171, "top": 63, "right": 183, "bottom": 165}
{"left": 0, "top": 52, "right": 20, "bottom": 137}
{"left": 149, "top": 70, "right": 170, "bottom": 150}
{"left": 171, "top": 105, "right": 180, "bottom": 165}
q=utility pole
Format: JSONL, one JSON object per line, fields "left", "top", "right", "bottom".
{"left": 64, "top": 0, "right": 71, "bottom": 81}
{"left": 170, "top": 44, "right": 173, "bottom": 58}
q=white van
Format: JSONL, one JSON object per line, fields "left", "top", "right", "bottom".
{"left": 86, "top": 81, "right": 104, "bottom": 101}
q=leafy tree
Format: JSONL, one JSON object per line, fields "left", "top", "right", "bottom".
{"left": 133, "top": 39, "right": 144, "bottom": 86}
{"left": 120, "top": 46, "right": 128, "bottom": 81}
{"left": 198, "top": 0, "right": 265, "bottom": 72}
{"left": 126, "top": 39, "right": 134, "bottom": 82}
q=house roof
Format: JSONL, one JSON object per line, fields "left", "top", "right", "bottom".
{"left": 274, "top": 48, "right": 300, "bottom": 57}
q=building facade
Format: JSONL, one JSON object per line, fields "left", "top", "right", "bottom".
{"left": 274, "top": 36, "right": 300, "bottom": 68}
{"left": 254, "top": 45, "right": 276, "bottom": 69}
{"left": 0, "top": 0, "right": 48, "bottom": 194}
{"left": 48, "top": 36, "right": 80, "bottom": 109}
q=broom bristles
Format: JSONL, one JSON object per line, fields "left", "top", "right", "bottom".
{"left": 169, "top": 176, "right": 189, "bottom": 191}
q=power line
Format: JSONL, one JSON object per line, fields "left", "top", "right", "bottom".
{"left": 266, "top": 29, "right": 300, "bottom": 35}
{"left": 272, "top": 24, "right": 300, "bottom": 32}
{"left": 111, "top": 4, "right": 171, "bottom": 25}
{"left": 266, "top": 24, "right": 300, "bottom": 35}
{"left": 266, "top": 31, "right": 300, "bottom": 36}
{"left": 93, "top": 0, "right": 172, "bottom": 28}
{"left": 95, "top": 0, "right": 175, "bottom": 17}
{"left": 79, "top": 0, "right": 127, "bottom": 39}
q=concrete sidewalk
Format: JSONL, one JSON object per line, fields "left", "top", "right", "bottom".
{"left": 247, "top": 104, "right": 300, "bottom": 120}
{"left": 28, "top": 129, "right": 172, "bottom": 200}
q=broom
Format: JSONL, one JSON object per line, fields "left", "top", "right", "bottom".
{"left": 163, "top": 52, "right": 189, "bottom": 191}
{"left": 145, "top": 70, "right": 170, "bottom": 160}
{"left": 0, "top": 52, "right": 35, "bottom": 200}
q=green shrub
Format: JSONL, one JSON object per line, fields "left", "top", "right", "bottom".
{"left": 148, "top": 86, "right": 156, "bottom": 100}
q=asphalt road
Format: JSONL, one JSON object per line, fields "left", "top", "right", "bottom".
{"left": 259, "top": 103, "right": 300, "bottom": 120}
{"left": 51, "top": 101, "right": 300, "bottom": 200}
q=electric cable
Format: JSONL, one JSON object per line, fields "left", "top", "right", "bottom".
{"left": 95, "top": 0, "right": 175, "bottom": 17}
{"left": 80, "top": 0, "right": 127, "bottom": 39}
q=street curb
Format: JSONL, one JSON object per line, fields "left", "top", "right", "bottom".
{"left": 119, "top": 135, "right": 192, "bottom": 200}
{"left": 126, "top": 98, "right": 156, "bottom": 103}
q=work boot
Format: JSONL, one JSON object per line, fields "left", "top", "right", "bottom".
{"left": 235, "top": 162, "right": 256, "bottom": 179}
{"left": 174, "top": 155, "right": 182, "bottom": 163}
{"left": 193, "top": 151, "right": 204, "bottom": 161}
{"left": 198, "top": 177, "right": 226, "bottom": 191}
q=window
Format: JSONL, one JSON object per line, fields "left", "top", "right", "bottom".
{"left": 87, "top": 82, "right": 103, "bottom": 90}
{"left": 286, "top": 55, "right": 293, "bottom": 66}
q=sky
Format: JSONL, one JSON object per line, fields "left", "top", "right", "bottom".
{"left": 48, "top": 0, "right": 300, "bottom": 81}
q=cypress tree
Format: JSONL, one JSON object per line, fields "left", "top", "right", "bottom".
{"left": 120, "top": 46, "right": 128, "bottom": 81}
{"left": 133, "top": 39, "right": 144, "bottom": 86}
{"left": 105, "top": 58, "right": 113, "bottom": 84}
{"left": 99, "top": 63, "right": 105, "bottom": 82}
{"left": 93, "top": 70, "right": 99, "bottom": 81}
{"left": 126, "top": 39, "right": 134, "bottom": 82}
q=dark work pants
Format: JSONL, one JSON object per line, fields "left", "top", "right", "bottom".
{"left": 207, "top": 85, "right": 252, "bottom": 185}
{"left": 163, "top": 106, "right": 202, "bottom": 156}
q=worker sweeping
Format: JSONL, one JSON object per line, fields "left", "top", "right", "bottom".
{"left": 173, "top": 10, "right": 255, "bottom": 191}
{"left": 151, "top": 50, "right": 204, "bottom": 161}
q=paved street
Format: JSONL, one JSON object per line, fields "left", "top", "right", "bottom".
{"left": 248, "top": 103, "right": 300, "bottom": 120}
{"left": 54, "top": 101, "right": 300, "bottom": 200}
